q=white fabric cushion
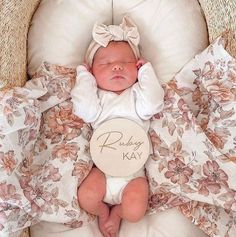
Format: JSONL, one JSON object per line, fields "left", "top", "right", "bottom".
{"left": 30, "top": 209, "right": 208, "bottom": 237}
{"left": 27, "top": 0, "right": 208, "bottom": 83}
{"left": 113, "top": 0, "right": 208, "bottom": 83}
{"left": 27, "top": 0, "right": 112, "bottom": 76}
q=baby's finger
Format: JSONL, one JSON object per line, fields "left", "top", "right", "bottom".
{"left": 136, "top": 58, "right": 147, "bottom": 69}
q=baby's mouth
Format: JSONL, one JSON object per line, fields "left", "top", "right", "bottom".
{"left": 111, "top": 75, "right": 125, "bottom": 80}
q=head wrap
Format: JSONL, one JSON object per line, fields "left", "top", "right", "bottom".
{"left": 85, "top": 16, "right": 140, "bottom": 66}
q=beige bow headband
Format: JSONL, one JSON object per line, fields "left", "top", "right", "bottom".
{"left": 85, "top": 16, "right": 140, "bottom": 66}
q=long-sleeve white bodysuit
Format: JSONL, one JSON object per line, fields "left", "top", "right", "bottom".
{"left": 71, "top": 62, "right": 164, "bottom": 132}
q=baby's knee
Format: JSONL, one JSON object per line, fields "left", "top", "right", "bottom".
{"left": 122, "top": 200, "right": 147, "bottom": 222}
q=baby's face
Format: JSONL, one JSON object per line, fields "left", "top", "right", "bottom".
{"left": 92, "top": 41, "right": 138, "bottom": 94}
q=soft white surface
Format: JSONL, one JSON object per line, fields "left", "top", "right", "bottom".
{"left": 113, "top": 0, "right": 208, "bottom": 83}
{"left": 28, "top": 0, "right": 112, "bottom": 75}
{"left": 27, "top": 0, "right": 208, "bottom": 83}
{"left": 30, "top": 208, "right": 208, "bottom": 237}
{"left": 27, "top": 1, "right": 209, "bottom": 236}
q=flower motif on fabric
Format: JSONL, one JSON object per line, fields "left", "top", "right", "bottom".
{"left": 197, "top": 160, "right": 229, "bottom": 196}
{"left": 0, "top": 151, "right": 17, "bottom": 175}
{"left": 164, "top": 158, "right": 193, "bottom": 184}
{"left": 72, "top": 159, "right": 93, "bottom": 184}
{"left": 206, "top": 127, "right": 229, "bottom": 150}
{"left": 43, "top": 102, "right": 84, "bottom": 143}
{"left": 0, "top": 182, "right": 21, "bottom": 202}
{"left": 218, "top": 190, "right": 236, "bottom": 210}
{"left": 149, "top": 193, "right": 169, "bottom": 210}
{"left": 51, "top": 142, "right": 79, "bottom": 163}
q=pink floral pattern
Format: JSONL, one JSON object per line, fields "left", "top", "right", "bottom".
{"left": 147, "top": 37, "right": 236, "bottom": 237}
{"left": 0, "top": 151, "right": 17, "bottom": 175}
{"left": 0, "top": 39, "right": 236, "bottom": 236}
{"left": 164, "top": 158, "right": 193, "bottom": 184}
{"left": 0, "top": 63, "right": 93, "bottom": 233}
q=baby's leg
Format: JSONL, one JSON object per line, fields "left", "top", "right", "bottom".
{"left": 105, "top": 177, "right": 149, "bottom": 237}
{"left": 77, "top": 167, "right": 109, "bottom": 237}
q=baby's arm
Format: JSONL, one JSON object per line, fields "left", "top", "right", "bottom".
{"left": 133, "top": 61, "right": 164, "bottom": 120}
{"left": 71, "top": 65, "right": 102, "bottom": 123}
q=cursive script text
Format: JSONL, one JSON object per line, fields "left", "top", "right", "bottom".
{"left": 97, "top": 131, "right": 144, "bottom": 153}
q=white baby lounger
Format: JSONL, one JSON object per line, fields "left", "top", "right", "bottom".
{"left": 2, "top": 0, "right": 236, "bottom": 237}
{"left": 27, "top": 1, "right": 209, "bottom": 236}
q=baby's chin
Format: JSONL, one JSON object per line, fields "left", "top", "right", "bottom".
{"left": 98, "top": 85, "right": 129, "bottom": 94}
{"left": 97, "top": 87, "right": 125, "bottom": 94}
{"left": 100, "top": 88, "right": 124, "bottom": 94}
{"left": 113, "top": 89, "right": 124, "bottom": 95}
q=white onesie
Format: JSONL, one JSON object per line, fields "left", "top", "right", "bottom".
{"left": 71, "top": 62, "right": 164, "bottom": 204}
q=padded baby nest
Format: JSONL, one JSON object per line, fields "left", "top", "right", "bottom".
{"left": 1, "top": 0, "right": 236, "bottom": 91}
{"left": 0, "top": 1, "right": 236, "bottom": 237}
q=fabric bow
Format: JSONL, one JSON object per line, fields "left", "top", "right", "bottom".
{"left": 92, "top": 18, "right": 140, "bottom": 48}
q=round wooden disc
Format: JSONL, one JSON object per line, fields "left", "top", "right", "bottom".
{"left": 90, "top": 118, "right": 150, "bottom": 177}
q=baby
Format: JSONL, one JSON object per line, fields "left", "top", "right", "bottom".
{"left": 71, "top": 16, "right": 164, "bottom": 237}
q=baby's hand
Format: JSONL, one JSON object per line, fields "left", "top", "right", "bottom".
{"left": 82, "top": 62, "right": 91, "bottom": 72}
{"left": 136, "top": 58, "right": 147, "bottom": 70}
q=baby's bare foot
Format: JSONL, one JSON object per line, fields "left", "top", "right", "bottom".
{"left": 98, "top": 204, "right": 110, "bottom": 237}
{"left": 104, "top": 207, "right": 121, "bottom": 237}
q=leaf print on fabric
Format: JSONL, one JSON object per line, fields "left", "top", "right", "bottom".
{"left": 43, "top": 102, "right": 84, "bottom": 143}
{"left": 148, "top": 192, "right": 170, "bottom": 210}
{"left": 149, "top": 128, "right": 162, "bottom": 154}
{"left": 167, "top": 121, "right": 176, "bottom": 135}
{"left": 46, "top": 76, "right": 72, "bottom": 99}
{"left": 218, "top": 191, "right": 236, "bottom": 210}
{"left": 206, "top": 128, "right": 227, "bottom": 149}
{"left": 0, "top": 211, "right": 7, "bottom": 230}
{"left": 3, "top": 90, "right": 38, "bottom": 129}
{"left": 42, "top": 164, "right": 62, "bottom": 182}
{"left": 18, "top": 152, "right": 42, "bottom": 178}
{"left": 211, "top": 84, "right": 233, "bottom": 104}
{"left": 72, "top": 159, "right": 93, "bottom": 185}
{"left": 177, "top": 201, "right": 223, "bottom": 237}
{"left": 63, "top": 219, "right": 83, "bottom": 229}
{"left": 148, "top": 188, "right": 191, "bottom": 213}
{"left": 42, "top": 62, "right": 76, "bottom": 85}
{"left": 18, "top": 128, "right": 39, "bottom": 147}
{"left": 168, "top": 138, "right": 190, "bottom": 162}
{"left": 24, "top": 106, "right": 40, "bottom": 127}
{"left": 30, "top": 62, "right": 76, "bottom": 103}
{"left": 21, "top": 179, "right": 69, "bottom": 216}
{"left": 63, "top": 197, "right": 94, "bottom": 229}
{"left": 0, "top": 182, "right": 21, "bottom": 202}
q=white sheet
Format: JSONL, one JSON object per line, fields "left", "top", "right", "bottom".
{"left": 30, "top": 208, "right": 208, "bottom": 237}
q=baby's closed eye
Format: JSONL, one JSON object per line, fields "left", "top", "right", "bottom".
{"left": 96, "top": 61, "right": 136, "bottom": 67}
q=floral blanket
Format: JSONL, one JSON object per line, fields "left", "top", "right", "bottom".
{"left": 0, "top": 38, "right": 235, "bottom": 237}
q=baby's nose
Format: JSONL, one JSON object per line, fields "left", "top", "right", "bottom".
{"left": 112, "top": 63, "right": 123, "bottom": 71}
